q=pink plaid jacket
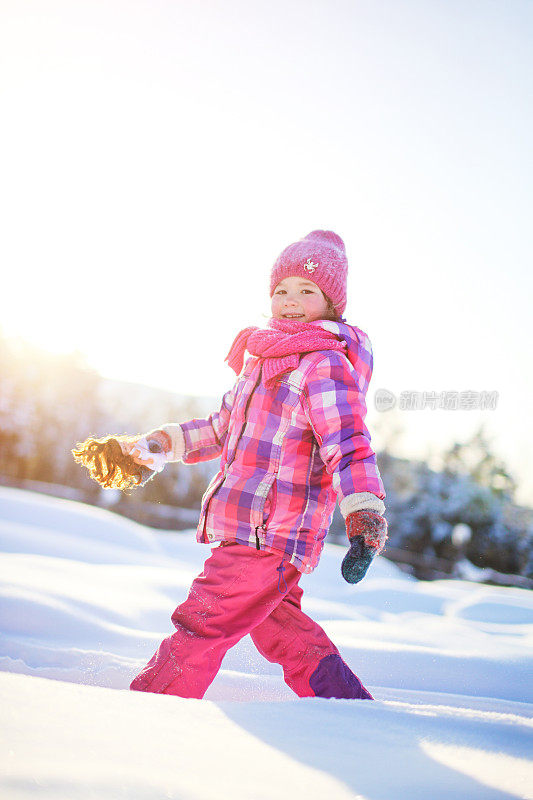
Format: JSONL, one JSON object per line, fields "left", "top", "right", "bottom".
{"left": 176, "top": 320, "right": 385, "bottom": 573}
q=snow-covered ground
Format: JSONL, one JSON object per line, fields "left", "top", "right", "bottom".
{"left": 1, "top": 486, "right": 532, "bottom": 799}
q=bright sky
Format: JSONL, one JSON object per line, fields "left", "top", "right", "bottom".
{"left": 1, "top": 0, "right": 532, "bottom": 504}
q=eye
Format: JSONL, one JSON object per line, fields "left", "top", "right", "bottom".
{"left": 275, "top": 289, "right": 286, "bottom": 295}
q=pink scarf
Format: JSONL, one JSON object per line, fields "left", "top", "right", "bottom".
{"left": 225, "top": 319, "right": 347, "bottom": 387}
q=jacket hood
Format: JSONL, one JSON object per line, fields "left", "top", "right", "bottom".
{"left": 310, "top": 319, "right": 374, "bottom": 395}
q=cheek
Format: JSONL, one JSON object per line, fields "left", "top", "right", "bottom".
{"left": 306, "top": 294, "right": 326, "bottom": 310}
{"left": 305, "top": 294, "right": 329, "bottom": 318}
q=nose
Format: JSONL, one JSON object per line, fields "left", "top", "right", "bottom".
{"left": 284, "top": 293, "right": 298, "bottom": 306}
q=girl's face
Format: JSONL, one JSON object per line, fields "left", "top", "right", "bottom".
{"left": 271, "top": 276, "right": 331, "bottom": 323}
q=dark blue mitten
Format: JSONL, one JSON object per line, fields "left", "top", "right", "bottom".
{"left": 341, "top": 510, "right": 388, "bottom": 584}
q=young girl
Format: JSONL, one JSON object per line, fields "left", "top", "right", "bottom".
{"left": 74, "top": 230, "right": 387, "bottom": 700}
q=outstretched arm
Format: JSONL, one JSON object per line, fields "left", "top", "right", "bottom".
{"left": 167, "top": 383, "right": 237, "bottom": 464}
{"left": 136, "top": 382, "right": 237, "bottom": 466}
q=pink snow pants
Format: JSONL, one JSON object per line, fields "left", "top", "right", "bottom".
{"left": 130, "top": 543, "right": 372, "bottom": 700}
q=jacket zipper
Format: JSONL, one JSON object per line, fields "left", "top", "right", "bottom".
{"left": 226, "top": 365, "right": 261, "bottom": 469}
{"left": 233, "top": 366, "right": 264, "bottom": 549}
{"left": 254, "top": 526, "right": 262, "bottom": 550}
{"left": 203, "top": 364, "right": 262, "bottom": 542}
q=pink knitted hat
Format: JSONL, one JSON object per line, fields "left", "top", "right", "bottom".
{"left": 269, "top": 230, "right": 348, "bottom": 315}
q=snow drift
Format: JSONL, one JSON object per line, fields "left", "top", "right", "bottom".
{"left": 1, "top": 486, "right": 532, "bottom": 799}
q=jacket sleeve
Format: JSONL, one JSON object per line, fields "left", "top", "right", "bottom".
{"left": 161, "top": 382, "right": 236, "bottom": 464}
{"left": 302, "top": 351, "right": 386, "bottom": 512}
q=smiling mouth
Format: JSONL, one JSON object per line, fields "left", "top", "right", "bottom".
{"left": 282, "top": 313, "right": 304, "bottom": 318}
